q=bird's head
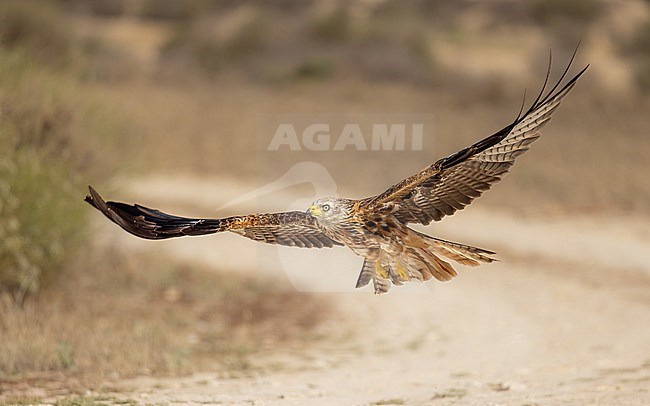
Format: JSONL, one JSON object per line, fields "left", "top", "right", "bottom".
{"left": 308, "top": 197, "right": 349, "bottom": 227}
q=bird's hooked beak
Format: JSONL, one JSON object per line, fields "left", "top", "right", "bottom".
{"left": 308, "top": 204, "right": 323, "bottom": 217}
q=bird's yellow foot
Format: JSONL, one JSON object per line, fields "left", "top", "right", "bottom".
{"left": 374, "top": 261, "right": 389, "bottom": 279}
{"left": 396, "top": 261, "right": 409, "bottom": 280}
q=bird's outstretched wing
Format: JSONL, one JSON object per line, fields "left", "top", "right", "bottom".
{"left": 360, "top": 52, "right": 588, "bottom": 225}
{"left": 85, "top": 186, "right": 342, "bottom": 248}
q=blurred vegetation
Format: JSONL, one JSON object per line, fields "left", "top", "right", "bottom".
{"left": 528, "top": 0, "right": 605, "bottom": 48}
{"left": 293, "top": 57, "right": 335, "bottom": 80}
{"left": 161, "top": 10, "right": 268, "bottom": 75}
{"left": 311, "top": 6, "right": 354, "bottom": 44}
{"left": 0, "top": 1, "right": 123, "bottom": 303}
{"left": 528, "top": 0, "right": 604, "bottom": 25}
{"left": 32, "top": 0, "right": 630, "bottom": 87}
{"left": 0, "top": 0, "right": 76, "bottom": 68}
{"left": 143, "top": 0, "right": 614, "bottom": 85}
{"left": 61, "top": 0, "right": 129, "bottom": 17}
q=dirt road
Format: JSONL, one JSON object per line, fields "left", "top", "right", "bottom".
{"left": 96, "top": 175, "right": 650, "bottom": 405}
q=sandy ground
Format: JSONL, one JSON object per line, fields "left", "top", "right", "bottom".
{"left": 90, "top": 175, "right": 650, "bottom": 405}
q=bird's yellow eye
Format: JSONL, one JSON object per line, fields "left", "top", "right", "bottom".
{"left": 322, "top": 204, "right": 330, "bottom": 212}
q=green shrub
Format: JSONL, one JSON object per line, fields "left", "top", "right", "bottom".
{"left": 0, "top": 1, "right": 130, "bottom": 305}
{"left": 0, "top": 50, "right": 121, "bottom": 303}
{"left": 0, "top": 146, "right": 82, "bottom": 303}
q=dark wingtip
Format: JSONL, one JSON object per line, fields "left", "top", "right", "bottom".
{"left": 85, "top": 185, "right": 96, "bottom": 206}
{"left": 84, "top": 185, "right": 117, "bottom": 225}
{"left": 85, "top": 185, "right": 103, "bottom": 209}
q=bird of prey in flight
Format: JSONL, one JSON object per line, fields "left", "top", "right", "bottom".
{"left": 86, "top": 53, "right": 587, "bottom": 294}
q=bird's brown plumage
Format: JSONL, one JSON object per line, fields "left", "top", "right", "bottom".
{"left": 85, "top": 52, "right": 587, "bottom": 294}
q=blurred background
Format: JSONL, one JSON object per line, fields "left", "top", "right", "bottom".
{"left": 1, "top": 0, "right": 649, "bottom": 403}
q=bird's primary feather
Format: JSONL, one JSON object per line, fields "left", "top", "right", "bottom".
{"left": 360, "top": 52, "right": 588, "bottom": 225}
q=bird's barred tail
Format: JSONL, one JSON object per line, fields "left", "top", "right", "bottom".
{"left": 428, "top": 237, "right": 497, "bottom": 266}
{"left": 410, "top": 229, "right": 496, "bottom": 266}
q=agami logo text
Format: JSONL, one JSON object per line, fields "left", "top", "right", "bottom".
{"left": 267, "top": 123, "right": 425, "bottom": 151}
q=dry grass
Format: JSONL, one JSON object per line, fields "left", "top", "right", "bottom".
{"left": 0, "top": 245, "right": 329, "bottom": 394}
